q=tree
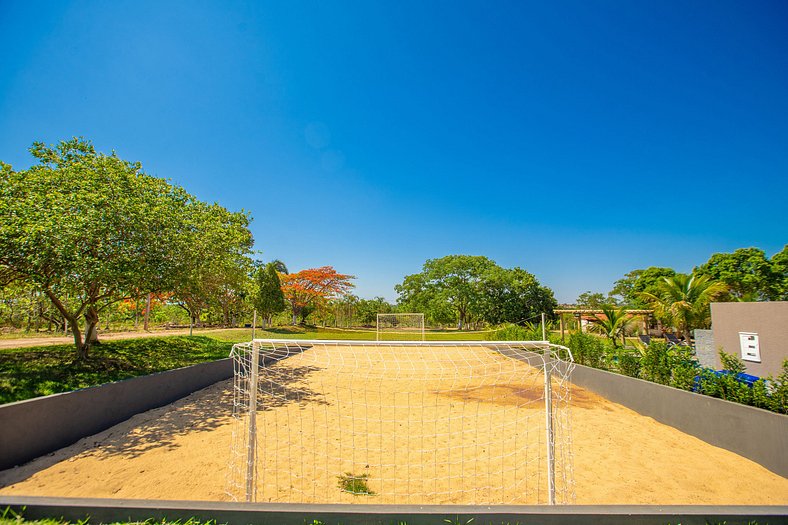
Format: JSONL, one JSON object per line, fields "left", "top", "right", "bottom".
{"left": 0, "top": 138, "right": 208, "bottom": 358}
{"left": 640, "top": 273, "right": 728, "bottom": 343}
{"left": 355, "top": 297, "right": 395, "bottom": 325}
{"left": 609, "top": 267, "right": 677, "bottom": 307}
{"left": 254, "top": 262, "right": 286, "bottom": 327}
{"left": 396, "top": 255, "right": 496, "bottom": 329}
{"left": 396, "top": 256, "right": 556, "bottom": 329}
{"left": 695, "top": 248, "right": 778, "bottom": 300}
{"left": 279, "top": 266, "right": 355, "bottom": 325}
{"left": 590, "top": 305, "right": 634, "bottom": 347}
{"left": 771, "top": 245, "right": 788, "bottom": 300}
{"left": 479, "top": 266, "right": 556, "bottom": 325}
{"left": 575, "top": 291, "right": 608, "bottom": 309}
{"left": 171, "top": 202, "right": 254, "bottom": 333}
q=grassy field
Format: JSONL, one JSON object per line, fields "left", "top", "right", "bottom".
{"left": 0, "top": 326, "right": 494, "bottom": 404}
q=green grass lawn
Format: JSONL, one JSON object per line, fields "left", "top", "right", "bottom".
{"left": 0, "top": 336, "right": 234, "bottom": 404}
{"left": 0, "top": 326, "right": 494, "bottom": 404}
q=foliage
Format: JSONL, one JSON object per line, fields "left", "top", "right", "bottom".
{"left": 639, "top": 273, "right": 727, "bottom": 342}
{"left": 575, "top": 291, "right": 615, "bottom": 308}
{"left": 566, "top": 332, "right": 608, "bottom": 369}
{"left": 337, "top": 472, "right": 374, "bottom": 495}
{"left": 253, "top": 262, "right": 286, "bottom": 326}
{"left": 354, "top": 296, "right": 395, "bottom": 325}
{"left": 589, "top": 305, "right": 634, "bottom": 347}
{"left": 491, "top": 322, "right": 546, "bottom": 341}
{"left": 171, "top": 202, "right": 254, "bottom": 331}
{"left": 562, "top": 332, "right": 786, "bottom": 414}
{"left": 396, "top": 255, "right": 496, "bottom": 329}
{"left": 0, "top": 138, "right": 254, "bottom": 358}
{"left": 638, "top": 341, "right": 698, "bottom": 390}
{"left": 609, "top": 267, "right": 676, "bottom": 308}
{"left": 396, "top": 255, "right": 555, "bottom": 329}
{"left": 279, "top": 266, "right": 355, "bottom": 325}
{"left": 771, "top": 245, "right": 788, "bottom": 300}
{"left": 0, "top": 336, "right": 233, "bottom": 404}
{"left": 694, "top": 247, "right": 780, "bottom": 301}
{"left": 479, "top": 267, "right": 557, "bottom": 326}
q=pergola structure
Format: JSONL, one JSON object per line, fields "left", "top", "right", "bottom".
{"left": 554, "top": 309, "right": 655, "bottom": 341}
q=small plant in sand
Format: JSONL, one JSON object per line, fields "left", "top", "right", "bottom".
{"left": 337, "top": 472, "right": 375, "bottom": 495}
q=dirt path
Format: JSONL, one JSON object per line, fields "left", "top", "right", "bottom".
{"left": 1, "top": 344, "right": 786, "bottom": 505}
{"left": 0, "top": 328, "right": 243, "bottom": 350}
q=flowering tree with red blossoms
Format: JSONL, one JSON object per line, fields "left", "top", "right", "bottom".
{"left": 279, "top": 266, "right": 354, "bottom": 325}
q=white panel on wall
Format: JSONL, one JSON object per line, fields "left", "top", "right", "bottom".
{"left": 738, "top": 332, "right": 761, "bottom": 363}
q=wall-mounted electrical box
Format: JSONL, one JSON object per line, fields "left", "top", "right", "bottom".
{"left": 738, "top": 332, "right": 761, "bottom": 363}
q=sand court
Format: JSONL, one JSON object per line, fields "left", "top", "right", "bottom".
{"left": 1, "top": 343, "right": 787, "bottom": 505}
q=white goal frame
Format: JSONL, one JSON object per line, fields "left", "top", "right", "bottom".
{"left": 376, "top": 312, "right": 425, "bottom": 341}
{"left": 229, "top": 339, "right": 574, "bottom": 505}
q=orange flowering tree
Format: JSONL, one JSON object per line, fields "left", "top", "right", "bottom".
{"left": 279, "top": 266, "right": 354, "bottom": 325}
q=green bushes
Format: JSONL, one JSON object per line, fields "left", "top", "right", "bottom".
{"left": 558, "top": 333, "right": 787, "bottom": 415}
{"left": 566, "top": 332, "right": 608, "bottom": 369}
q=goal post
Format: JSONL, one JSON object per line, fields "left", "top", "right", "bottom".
{"left": 228, "top": 339, "right": 575, "bottom": 505}
{"left": 376, "top": 312, "right": 425, "bottom": 341}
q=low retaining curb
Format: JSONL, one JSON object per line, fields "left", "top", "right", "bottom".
{"left": 569, "top": 363, "right": 788, "bottom": 477}
{"left": 0, "top": 358, "right": 234, "bottom": 471}
{"left": 1, "top": 496, "right": 786, "bottom": 525}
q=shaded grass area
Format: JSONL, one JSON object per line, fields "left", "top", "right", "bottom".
{"left": 0, "top": 336, "right": 233, "bottom": 404}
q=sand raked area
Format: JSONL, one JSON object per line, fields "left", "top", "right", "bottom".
{"left": 1, "top": 343, "right": 787, "bottom": 505}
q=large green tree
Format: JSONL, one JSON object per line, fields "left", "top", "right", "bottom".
{"left": 396, "top": 255, "right": 555, "bottom": 328}
{"left": 695, "top": 247, "right": 780, "bottom": 301}
{"left": 480, "top": 266, "right": 556, "bottom": 325}
{"left": 609, "top": 267, "right": 677, "bottom": 307}
{"left": 0, "top": 138, "right": 254, "bottom": 357}
{"left": 396, "top": 255, "right": 496, "bottom": 329}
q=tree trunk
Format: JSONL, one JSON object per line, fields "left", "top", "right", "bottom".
{"left": 84, "top": 306, "right": 100, "bottom": 350}
{"left": 143, "top": 293, "right": 152, "bottom": 331}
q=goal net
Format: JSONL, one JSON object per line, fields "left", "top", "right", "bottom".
{"left": 228, "top": 339, "right": 575, "bottom": 505}
{"left": 376, "top": 313, "right": 425, "bottom": 341}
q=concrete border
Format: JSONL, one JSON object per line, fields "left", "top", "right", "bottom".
{"left": 1, "top": 496, "right": 786, "bottom": 525}
{"left": 0, "top": 358, "right": 234, "bottom": 471}
{"left": 568, "top": 363, "right": 788, "bottom": 477}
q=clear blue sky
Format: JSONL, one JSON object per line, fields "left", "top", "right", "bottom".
{"left": 2, "top": 1, "right": 786, "bottom": 303}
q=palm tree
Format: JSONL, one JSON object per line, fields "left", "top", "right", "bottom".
{"left": 640, "top": 273, "right": 728, "bottom": 344}
{"left": 591, "top": 305, "right": 633, "bottom": 347}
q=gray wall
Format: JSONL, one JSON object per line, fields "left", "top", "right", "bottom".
{"left": 711, "top": 301, "right": 788, "bottom": 377}
{"left": 568, "top": 363, "right": 788, "bottom": 477}
{"left": 693, "top": 328, "right": 716, "bottom": 369}
{"left": 1, "top": 496, "right": 786, "bottom": 525}
{"left": 0, "top": 359, "right": 233, "bottom": 471}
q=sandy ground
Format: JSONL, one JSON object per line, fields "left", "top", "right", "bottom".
{"left": 1, "top": 343, "right": 786, "bottom": 505}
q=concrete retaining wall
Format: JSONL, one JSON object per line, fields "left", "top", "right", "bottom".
{"left": 569, "top": 363, "right": 788, "bottom": 477}
{"left": 1, "top": 496, "right": 786, "bottom": 525}
{"left": 0, "top": 358, "right": 233, "bottom": 471}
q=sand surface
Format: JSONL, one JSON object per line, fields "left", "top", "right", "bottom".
{"left": 1, "top": 343, "right": 786, "bottom": 505}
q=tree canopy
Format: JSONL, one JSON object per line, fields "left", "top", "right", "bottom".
{"left": 694, "top": 247, "right": 782, "bottom": 301}
{"left": 0, "top": 138, "right": 254, "bottom": 357}
{"left": 396, "top": 255, "right": 556, "bottom": 328}
{"left": 279, "top": 266, "right": 355, "bottom": 325}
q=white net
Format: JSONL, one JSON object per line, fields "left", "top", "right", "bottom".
{"left": 376, "top": 313, "right": 425, "bottom": 341}
{"left": 228, "top": 339, "right": 575, "bottom": 505}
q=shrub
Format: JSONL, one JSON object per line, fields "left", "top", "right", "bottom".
{"left": 566, "top": 332, "right": 608, "bottom": 369}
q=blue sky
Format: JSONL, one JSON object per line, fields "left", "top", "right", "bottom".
{"left": 1, "top": 1, "right": 786, "bottom": 303}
